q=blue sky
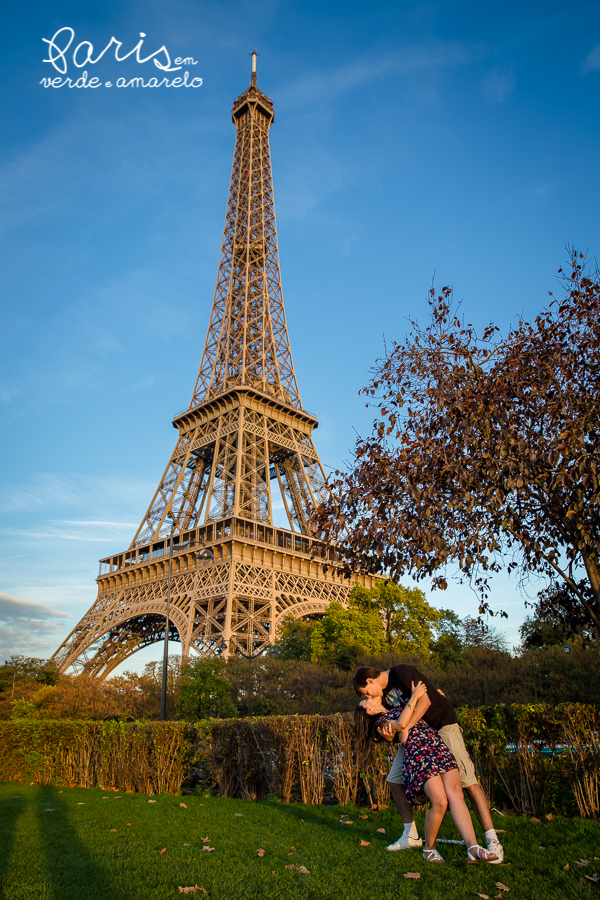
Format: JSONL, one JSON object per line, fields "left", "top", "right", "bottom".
{"left": 1, "top": 0, "right": 599, "bottom": 668}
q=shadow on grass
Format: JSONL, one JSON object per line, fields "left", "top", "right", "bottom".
{"left": 35, "top": 786, "right": 126, "bottom": 900}
{"left": 0, "top": 789, "right": 27, "bottom": 891}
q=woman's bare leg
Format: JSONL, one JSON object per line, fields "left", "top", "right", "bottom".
{"left": 422, "top": 775, "right": 448, "bottom": 850}
{"left": 440, "top": 769, "right": 477, "bottom": 847}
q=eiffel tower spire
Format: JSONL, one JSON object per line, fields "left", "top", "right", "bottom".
{"left": 51, "top": 60, "right": 379, "bottom": 677}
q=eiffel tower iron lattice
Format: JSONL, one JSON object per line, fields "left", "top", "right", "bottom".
{"left": 51, "top": 59, "right": 379, "bottom": 678}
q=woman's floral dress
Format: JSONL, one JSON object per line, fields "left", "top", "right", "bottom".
{"left": 374, "top": 707, "right": 458, "bottom": 804}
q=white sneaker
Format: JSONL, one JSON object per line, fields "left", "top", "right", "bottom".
{"left": 386, "top": 835, "right": 423, "bottom": 851}
{"left": 486, "top": 839, "right": 504, "bottom": 864}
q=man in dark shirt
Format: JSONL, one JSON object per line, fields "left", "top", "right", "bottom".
{"left": 353, "top": 664, "right": 503, "bottom": 862}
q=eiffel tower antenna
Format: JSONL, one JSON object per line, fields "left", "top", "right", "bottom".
{"left": 51, "top": 59, "right": 379, "bottom": 677}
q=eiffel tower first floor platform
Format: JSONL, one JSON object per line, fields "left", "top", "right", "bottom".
{"left": 51, "top": 516, "right": 382, "bottom": 679}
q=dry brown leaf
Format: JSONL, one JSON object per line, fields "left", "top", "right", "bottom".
{"left": 576, "top": 859, "right": 590, "bottom": 867}
{"left": 298, "top": 866, "right": 310, "bottom": 874}
{"left": 201, "top": 837, "right": 210, "bottom": 843}
{"left": 495, "top": 883, "right": 509, "bottom": 892}
{"left": 586, "top": 875, "right": 600, "bottom": 883}
{"left": 359, "top": 815, "right": 368, "bottom": 820}
{"left": 180, "top": 803, "right": 188, "bottom": 809}
{"left": 580, "top": 878, "right": 587, "bottom": 885}
{"left": 476, "top": 895, "right": 489, "bottom": 900}
{"left": 57, "top": 791, "right": 62, "bottom": 794}
{"left": 563, "top": 864, "right": 570, "bottom": 871}
{"left": 202, "top": 847, "right": 215, "bottom": 853}
{"left": 109, "top": 829, "right": 117, "bottom": 833}
{"left": 234, "top": 813, "right": 243, "bottom": 817}
{"left": 159, "top": 848, "right": 166, "bottom": 855}
{"left": 148, "top": 800, "right": 156, "bottom": 804}
{"left": 127, "top": 823, "right": 133, "bottom": 826}
{"left": 403, "top": 873, "right": 420, "bottom": 879}
{"left": 183, "top": 843, "right": 191, "bottom": 848}
{"left": 341, "top": 820, "right": 354, "bottom": 825}
{"left": 44, "top": 809, "right": 55, "bottom": 812}
{"left": 545, "top": 813, "right": 553, "bottom": 821}
{"left": 77, "top": 803, "right": 85, "bottom": 806}
{"left": 377, "top": 828, "right": 386, "bottom": 834}
{"left": 496, "top": 829, "right": 507, "bottom": 834}
{"left": 538, "top": 846, "right": 546, "bottom": 850}
{"left": 256, "top": 849, "right": 265, "bottom": 857}
{"left": 285, "top": 865, "right": 296, "bottom": 870}
{"left": 371, "top": 804, "right": 378, "bottom": 811}
{"left": 359, "top": 840, "right": 370, "bottom": 847}
{"left": 177, "top": 887, "right": 208, "bottom": 895}
{"left": 530, "top": 817, "right": 541, "bottom": 823}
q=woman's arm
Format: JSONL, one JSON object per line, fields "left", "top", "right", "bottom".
{"left": 379, "top": 682, "right": 429, "bottom": 740}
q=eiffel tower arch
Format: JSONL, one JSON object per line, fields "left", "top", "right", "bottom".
{"left": 52, "top": 57, "right": 380, "bottom": 678}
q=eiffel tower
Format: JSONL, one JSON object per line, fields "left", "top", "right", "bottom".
{"left": 52, "top": 56, "right": 379, "bottom": 678}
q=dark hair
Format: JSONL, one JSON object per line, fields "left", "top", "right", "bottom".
{"left": 352, "top": 666, "right": 381, "bottom": 696}
{"left": 353, "top": 702, "right": 379, "bottom": 759}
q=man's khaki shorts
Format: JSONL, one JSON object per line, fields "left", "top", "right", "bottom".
{"left": 386, "top": 723, "right": 478, "bottom": 789}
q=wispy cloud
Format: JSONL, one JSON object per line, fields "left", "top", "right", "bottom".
{"left": 481, "top": 65, "right": 516, "bottom": 103}
{"left": 0, "top": 472, "right": 150, "bottom": 515}
{"left": 582, "top": 44, "right": 600, "bottom": 74}
{"left": 279, "top": 41, "right": 487, "bottom": 109}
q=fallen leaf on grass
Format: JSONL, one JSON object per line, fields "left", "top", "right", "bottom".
{"left": 495, "top": 884, "right": 510, "bottom": 892}
{"left": 127, "top": 823, "right": 133, "bottom": 827}
{"left": 109, "top": 829, "right": 117, "bottom": 833}
{"left": 496, "top": 829, "right": 507, "bottom": 834}
{"left": 545, "top": 813, "right": 553, "bottom": 821}
{"left": 77, "top": 803, "right": 85, "bottom": 806}
{"left": 160, "top": 848, "right": 167, "bottom": 855}
{"left": 530, "top": 817, "right": 541, "bottom": 823}
{"left": 538, "top": 846, "right": 546, "bottom": 850}
{"left": 298, "top": 866, "right": 310, "bottom": 874}
{"left": 202, "top": 847, "right": 215, "bottom": 853}
{"left": 234, "top": 813, "right": 243, "bottom": 817}
{"left": 359, "top": 840, "right": 370, "bottom": 847}
{"left": 576, "top": 859, "right": 590, "bottom": 867}
{"left": 256, "top": 849, "right": 265, "bottom": 857}
{"left": 403, "top": 873, "right": 420, "bottom": 879}
{"left": 201, "top": 837, "right": 210, "bottom": 843}
{"left": 183, "top": 843, "right": 191, "bottom": 848}
{"left": 377, "top": 829, "right": 386, "bottom": 834}
{"left": 563, "top": 864, "right": 570, "bottom": 871}
{"left": 476, "top": 894, "right": 489, "bottom": 899}
{"left": 341, "top": 820, "right": 354, "bottom": 825}
{"left": 12, "top": 796, "right": 21, "bottom": 799}
{"left": 585, "top": 875, "right": 599, "bottom": 883}
{"left": 178, "top": 887, "right": 208, "bottom": 894}
{"left": 180, "top": 803, "right": 188, "bottom": 809}
{"left": 359, "top": 815, "right": 369, "bottom": 820}
{"left": 44, "top": 809, "right": 55, "bottom": 812}
{"left": 371, "top": 804, "right": 378, "bottom": 811}
{"left": 114, "top": 796, "right": 121, "bottom": 799}
{"left": 148, "top": 800, "right": 157, "bottom": 804}
{"left": 57, "top": 791, "right": 62, "bottom": 794}
{"left": 580, "top": 878, "right": 587, "bottom": 885}
{"left": 285, "top": 865, "right": 297, "bottom": 870}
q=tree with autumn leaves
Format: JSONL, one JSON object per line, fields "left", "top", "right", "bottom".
{"left": 315, "top": 250, "right": 600, "bottom": 632}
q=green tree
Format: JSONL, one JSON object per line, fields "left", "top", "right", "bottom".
{"left": 310, "top": 601, "right": 386, "bottom": 670}
{"left": 348, "top": 581, "right": 441, "bottom": 654}
{"left": 176, "top": 658, "right": 238, "bottom": 721}
{"left": 273, "top": 617, "right": 316, "bottom": 660}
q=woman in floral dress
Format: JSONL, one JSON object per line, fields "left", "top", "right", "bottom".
{"left": 355, "top": 683, "right": 497, "bottom": 864}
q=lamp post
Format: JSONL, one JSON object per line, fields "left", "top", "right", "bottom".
{"left": 159, "top": 515, "right": 176, "bottom": 722}
{"left": 237, "top": 642, "right": 261, "bottom": 717}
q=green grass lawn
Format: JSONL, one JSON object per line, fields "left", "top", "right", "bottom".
{"left": 0, "top": 782, "right": 599, "bottom": 900}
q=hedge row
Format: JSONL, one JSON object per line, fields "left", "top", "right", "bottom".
{"left": 1, "top": 704, "right": 599, "bottom": 818}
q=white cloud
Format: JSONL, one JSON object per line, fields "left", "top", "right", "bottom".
{"left": 0, "top": 592, "right": 70, "bottom": 620}
{"left": 481, "top": 65, "right": 516, "bottom": 103}
{"left": 0, "top": 593, "right": 71, "bottom": 663}
{"left": 582, "top": 44, "right": 600, "bottom": 74}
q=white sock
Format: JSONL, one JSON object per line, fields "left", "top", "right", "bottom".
{"left": 485, "top": 829, "right": 498, "bottom": 845}
{"left": 402, "top": 821, "right": 419, "bottom": 839}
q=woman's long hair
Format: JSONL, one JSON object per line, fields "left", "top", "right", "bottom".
{"left": 353, "top": 702, "right": 380, "bottom": 764}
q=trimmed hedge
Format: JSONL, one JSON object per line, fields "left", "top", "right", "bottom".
{"left": 1, "top": 704, "right": 598, "bottom": 818}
